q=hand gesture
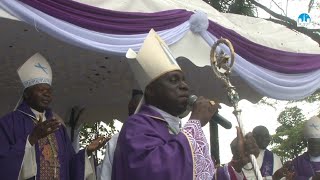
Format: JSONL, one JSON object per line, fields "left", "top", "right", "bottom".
{"left": 229, "top": 127, "right": 247, "bottom": 172}
{"left": 273, "top": 161, "right": 294, "bottom": 180}
{"left": 244, "top": 132, "right": 259, "bottom": 158}
{"left": 190, "top": 96, "right": 220, "bottom": 127}
{"left": 29, "top": 118, "right": 61, "bottom": 145}
{"left": 230, "top": 127, "right": 260, "bottom": 171}
{"left": 86, "top": 136, "right": 110, "bottom": 156}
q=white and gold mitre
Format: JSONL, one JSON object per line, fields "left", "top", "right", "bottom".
{"left": 126, "top": 29, "right": 181, "bottom": 91}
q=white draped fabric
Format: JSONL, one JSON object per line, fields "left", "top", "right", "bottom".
{"left": 1, "top": 0, "right": 320, "bottom": 100}
{"left": 202, "top": 31, "right": 320, "bottom": 100}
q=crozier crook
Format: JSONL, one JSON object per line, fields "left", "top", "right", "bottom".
{"left": 210, "top": 38, "right": 263, "bottom": 180}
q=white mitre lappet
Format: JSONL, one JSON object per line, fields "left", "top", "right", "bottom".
{"left": 17, "top": 53, "right": 52, "bottom": 89}
{"left": 304, "top": 116, "right": 320, "bottom": 139}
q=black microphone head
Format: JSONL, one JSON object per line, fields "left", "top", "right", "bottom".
{"left": 212, "top": 114, "right": 232, "bottom": 129}
{"left": 188, "top": 95, "right": 198, "bottom": 106}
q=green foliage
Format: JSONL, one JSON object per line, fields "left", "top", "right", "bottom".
{"left": 204, "top": 0, "right": 234, "bottom": 13}
{"left": 203, "top": 0, "right": 256, "bottom": 16}
{"left": 302, "top": 92, "right": 320, "bottom": 104}
{"left": 228, "top": 0, "right": 256, "bottom": 16}
{"left": 257, "top": 97, "right": 279, "bottom": 109}
{"left": 271, "top": 106, "right": 307, "bottom": 162}
{"left": 79, "top": 120, "right": 118, "bottom": 163}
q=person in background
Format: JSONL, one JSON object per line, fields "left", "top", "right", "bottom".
{"left": 0, "top": 53, "right": 107, "bottom": 180}
{"left": 215, "top": 129, "right": 260, "bottom": 179}
{"left": 274, "top": 116, "right": 320, "bottom": 179}
{"left": 99, "top": 89, "right": 143, "bottom": 180}
{"left": 242, "top": 125, "right": 282, "bottom": 179}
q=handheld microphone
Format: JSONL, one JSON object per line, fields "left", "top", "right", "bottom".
{"left": 188, "top": 95, "right": 232, "bottom": 129}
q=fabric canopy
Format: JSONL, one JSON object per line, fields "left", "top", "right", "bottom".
{"left": 0, "top": 0, "right": 319, "bottom": 123}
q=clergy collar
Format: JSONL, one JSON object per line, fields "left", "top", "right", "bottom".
{"left": 30, "top": 108, "right": 46, "bottom": 122}
{"left": 148, "top": 105, "right": 181, "bottom": 134}
{"left": 15, "top": 101, "right": 52, "bottom": 123}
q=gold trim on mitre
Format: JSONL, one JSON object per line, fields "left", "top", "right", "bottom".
{"left": 126, "top": 29, "right": 181, "bottom": 91}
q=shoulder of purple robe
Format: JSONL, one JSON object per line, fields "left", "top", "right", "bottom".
{"left": 112, "top": 105, "right": 194, "bottom": 180}
{"left": 215, "top": 163, "right": 245, "bottom": 180}
{"left": 0, "top": 108, "right": 34, "bottom": 180}
{"left": 215, "top": 165, "right": 230, "bottom": 180}
{"left": 292, "top": 152, "right": 314, "bottom": 177}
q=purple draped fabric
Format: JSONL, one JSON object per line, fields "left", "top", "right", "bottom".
{"left": 0, "top": 101, "right": 85, "bottom": 180}
{"left": 260, "top": 149, "right": 274, "bottom": 176}
{"left": 17, "top": 0, "right": 320, "bottom": 73}
{"left": 112, "top": 105, "right": 193, "bottom": 180}
{"left": 207, "top": 21, "right": 320, "bottom": 74}
{"left": 292, "top": 152, "right": 320, "bottom": 179}
{"left": 19, "top": 0, "right": 192, "bottom": 34}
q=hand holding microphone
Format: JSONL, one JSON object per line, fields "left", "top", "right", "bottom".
{"left": 189, "top": 96, "right": 220, "bottom": 127}
{"left": 188, "top": 95, "right": 232, "bottom": 129}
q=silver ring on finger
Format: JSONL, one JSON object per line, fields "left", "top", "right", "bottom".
{"left": 47, "top": 127, "right": 52, "bottom": 132}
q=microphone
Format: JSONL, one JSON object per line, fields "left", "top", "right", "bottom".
{"left": 188, "top": 95, "right": 232, "bottom": 129}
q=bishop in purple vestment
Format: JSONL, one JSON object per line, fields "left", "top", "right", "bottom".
{"left": 273, "top": 116, "right": 320, "bottom": 179}
{"left": 292, "top": 116, "right": 320, "bottom": 179}
{"left": 112, "top": 29, "right": 219, "bottom": 180}
{"left": 0, "top": 53, "right": 107, "bottom": 180}
{"left": 111, "top": 28, "right": 259, "bottom": 180}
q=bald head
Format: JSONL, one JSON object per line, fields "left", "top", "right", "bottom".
{"left": 252, "top": 126, "right": 271, "bottom": 149}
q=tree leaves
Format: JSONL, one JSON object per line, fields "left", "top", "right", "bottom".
{"left": 79, "top": 120, "right": 119, "bottom": 163}
{"left": 203, "top": 0, "right": 320, "bottom": 45}
{"left": 271, "top": 106, "right": 307, "bottom": 161}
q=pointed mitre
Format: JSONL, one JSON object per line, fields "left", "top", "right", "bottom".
{"left": 17, "top": 53, "right": 52, "bottom": 89}
{"left": 126, "top": 29, "right": 181, "bottom": 91}
{"left": 304, "top": 116, "right": 320, "bottom": 139}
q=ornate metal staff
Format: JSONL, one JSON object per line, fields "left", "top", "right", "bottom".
{"left": 210, "top": 38, "right": 263, "bottom": 180}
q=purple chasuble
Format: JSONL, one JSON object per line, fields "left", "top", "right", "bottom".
{"left": 0, "top": 101, "right": 85, "bottom": 180}
{"left": 215, "top": 166, "right": 230, "bottom": 180}
{"left": 260, "top": 149, "right": 274, "bottom": 176}
{"left": 111, "top": 105, "right": 214, "bottom": 180}
{"left": 215, "top": 164, "right": 246, "bottom": 180}
{"left": 292, "top": 152, "right": 320, "bottom": 179}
